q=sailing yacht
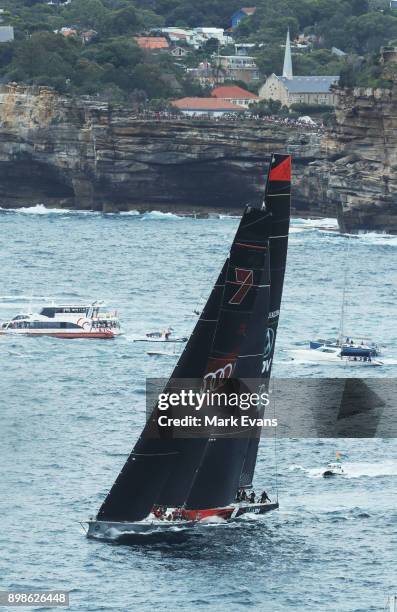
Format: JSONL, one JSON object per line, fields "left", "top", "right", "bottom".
{"left": 307, "top": 241, "right": 382, "bottom": 365}
{"left": 87, "top": 154, "right": 291, "bottom": 540}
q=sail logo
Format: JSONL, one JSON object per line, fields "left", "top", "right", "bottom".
{"left": 202, "top": 362, "right": 234, "bottom": 391}
{"left": 229, "top": 268, "right": 253, "bottom": 305}
{"left": 262, "top": 328, "right": 275, "bottom": 374}
{"left": 263, "top": 328, "right": 275, "bottom": 359}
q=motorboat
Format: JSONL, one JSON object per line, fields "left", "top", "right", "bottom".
{"left": 0, "top": 302, "right": 121, "bottom": 339}
{"left": 322, "top": 461, "right": 345, "bottom": 478}
{"left": 134, "top": 328, "right": 187, "bottom": 343}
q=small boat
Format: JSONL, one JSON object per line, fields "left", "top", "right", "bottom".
{"left": 0, "top": 302, "right": 121, "bottom": 339}
{"left": 146, "top": 351, "right": 173, "bottom": 356}
{"left": 134, "top": 328, "right": 187, "bottom": 343}
{"left": 87, "top": 153, "right": 291, "bottom": 540}
{"left": 322, "top": 452, "right": 345, "bottom": 477}
{"left": 322, "top": 462, "right": 345, "bottom": 477}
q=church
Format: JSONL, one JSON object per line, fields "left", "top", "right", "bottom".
{"left": 259, "top": 31, "right": 339, "bottom": 107}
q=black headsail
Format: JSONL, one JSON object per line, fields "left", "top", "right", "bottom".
{"left": 238, "top": 154, "right": 291, "bottom": 489}
{"left": 96, "top": 155, "right": 290, "bottom": 522}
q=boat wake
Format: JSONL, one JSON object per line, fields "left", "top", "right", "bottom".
{"left": 290, "top": 461, "right": 397, "bottom": 479}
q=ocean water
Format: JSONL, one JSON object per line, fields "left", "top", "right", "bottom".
{"left": 0, "top": 207, "right": 396, "bottom": 612}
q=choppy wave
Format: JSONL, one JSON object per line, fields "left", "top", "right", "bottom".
{"left": 291, "top": 217, "right": 338, "bottom": 228}
{"left": 140, "top": 211, "right": 183, "bottom": 220}
{"left": 354, "top": 232, "right": 397, "bottom": 247}
{"left": 0, "top": 204, "right": 67, "bottom": 215}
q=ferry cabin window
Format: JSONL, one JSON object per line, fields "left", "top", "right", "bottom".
{"left": 18, "top": 321, "right": 81, "bottom": 329}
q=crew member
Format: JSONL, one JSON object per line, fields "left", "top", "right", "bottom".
{"left": 260, "top": 490, "right": 271, "bottom": 504}
{"left": 240, "top": 489, "right": 248, "bottom": 502}
{"left": 249, "top": 491, "right": 256, "bottom": 503}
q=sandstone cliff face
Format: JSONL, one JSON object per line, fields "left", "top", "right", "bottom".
{"left": 0, "top": 84, "right": 324, "bottom": 214}
{"left": 305, "top": 87, "right": 397, "bottom": 233}
{"left": 0, "top": 84, "right": 396, "bottom": 232}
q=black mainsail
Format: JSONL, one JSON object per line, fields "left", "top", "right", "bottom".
{"left": 238, "top": 154, "right": 291, "bottom": 489}
{"left": 96, "top": 154, "right": 291, "bottom": 523}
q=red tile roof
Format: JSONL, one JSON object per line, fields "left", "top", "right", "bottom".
{"left": 211, "top": 85, "right": 259, "bottom": 100}
{"left": 135, "top": 36, "right": 169, "bottom": 50}
{"left": 242, "top": 7, "right": 257, "bottom": 15}
{"left": 172, "top": 97, "right": 245, "bottom": 111}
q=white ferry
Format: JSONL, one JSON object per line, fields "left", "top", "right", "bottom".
{"left": 0, "top": 302, "right": 121, "bottom": 339}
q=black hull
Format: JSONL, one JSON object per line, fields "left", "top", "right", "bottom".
{"left": 235, "top": 502, "right": 279, "bottom": 517}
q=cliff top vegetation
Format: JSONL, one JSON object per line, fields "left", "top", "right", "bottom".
{"left": 0, "top": 0, "right": 395, "bottom": 101}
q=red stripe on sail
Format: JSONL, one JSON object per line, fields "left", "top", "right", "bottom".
{"left": 269, "top": 156, "right": 291, "bottom": 182}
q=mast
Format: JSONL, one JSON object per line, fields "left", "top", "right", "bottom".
{"left": 338, "top": 239, "right": 350, "bottom": 346}
{"left": 238, "top": 153, "right": 291, "bottom": 489}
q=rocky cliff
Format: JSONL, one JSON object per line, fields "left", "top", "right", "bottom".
{"left": 0, "top": 84, "right": 396, "bottom": 232}
{"left": 304, "top": 86, "right": 397, "bottom": 233}
{"left": 0, "top": 84, "right": 324, "bottom": 215}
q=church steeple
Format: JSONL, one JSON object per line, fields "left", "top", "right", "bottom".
{"left": 282, "top": 29, "right": 293, "bottom": 79}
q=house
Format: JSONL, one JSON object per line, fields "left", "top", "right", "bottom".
{"left": 0, "top": 26, "right": 14, "bottom": 43}
{"left": 187, "top": 62, "right": 225, "bottom": 87}
{"left": 211, "top": 85, "right": 259, "bottom": 108}
{"left": 58, "top": 27, "right": 78, "bottom": 38}
{"left": 171, "top": 97, "right": 245, "bottom": 117}
{"left": 134, "top": 36, "right": 169, "bottom": 51}
{"left": 81, "top": 30, "right": 97, "bottom": 44}
{"left": 231, "top": 7, "right": 257, "bottom": 30}
{"left": 390, "top": 0, "right": 397, "bottom": 8}
{"left": 194, "top": 27, "right": 232, "bottom": 46}
{"left": 217, "top": 55, "right": 260, "bottom": 83}
{"left": 259, "top": 30, "right": 339, "bottom": 107}
{"left": 170, "top": 46, "right": 189, "bottom": 58}
{"left": 234, "top": 43, "right": 256, "bottom": 56}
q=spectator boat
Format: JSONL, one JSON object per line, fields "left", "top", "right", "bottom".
{"left": 0, "top": 302, "right": 121, "bottom": 339}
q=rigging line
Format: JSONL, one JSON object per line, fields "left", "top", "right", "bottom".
{"left": 272, "top": 378, "right": 279, "bottom": 503}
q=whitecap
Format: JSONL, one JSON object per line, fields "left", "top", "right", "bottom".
{"left": 140, "top": 211, "right": 182, "bottom": 220}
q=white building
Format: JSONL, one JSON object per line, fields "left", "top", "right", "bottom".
{"left": 217, "top": 55, "right": 260, "bottom": 83}
{"left": 0, "top": 26, "right": 14, "bottom": 43}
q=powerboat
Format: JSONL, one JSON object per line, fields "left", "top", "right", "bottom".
{"left": 134, "top": 328, "right": 187, "bottom": 343}
{"left": 0, "top": 302, "right": 121, "bottom": 339}
{"left": 322, "top": 461, "right": 345, "bottom": 478}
